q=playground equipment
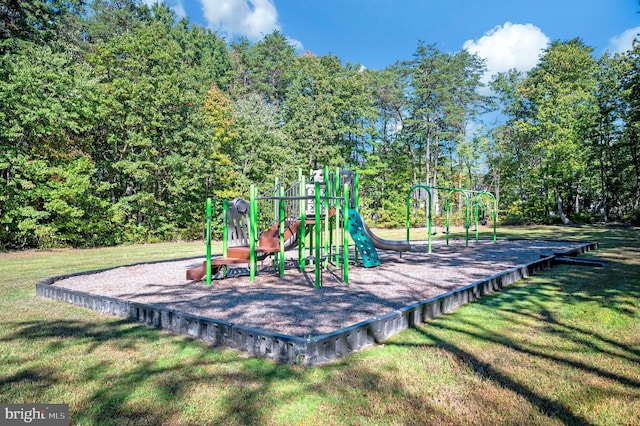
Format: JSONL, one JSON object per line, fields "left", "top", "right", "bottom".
{"left": 343, "top": 169, "right": 410, "bottom": 266}
{"left": 406, "top": 184, "right": 497, "bottom": 250}
{"left": 184, "top": 196, "right": 298, "bottom": 285}
{"left": 186, "top": 168, "right": 414, "bottom": 288}
{"left": 185, "top": 169, "right": 347, "bottom": 288}
{"left": 349, "top": 209, "right": 410, "bottom": 256}
{"left": 187, "top": 178, "right": 498, "bottom": 288}
{"left": 186, "top": 183, "right": 344, "bottom": 288}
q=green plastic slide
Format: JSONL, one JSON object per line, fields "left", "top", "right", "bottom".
{"left": 347, "top": 208, "right": 381, "bottom": 268}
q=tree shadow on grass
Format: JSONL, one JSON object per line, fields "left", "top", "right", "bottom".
{"left": 0, "top": 314, "right": 472, "bottom": 424}
{"left": 0, "top": 368, "right": 59, "bottom": 403}
{"left": 396, "top": 325, "right": 596, "bottom": 426}
{"left": 428, "top": 315, "right": 640, "bottom": 388}
{"left": 384, "top": 259, "right": 640, "bottom": 426}
{"left": 479, "top": 256, "right": 640, "bottom": 317}
{"left": 0, "top": 317, "right": 311, "bottom": 424}
{"left": 0, "top": 318, "right": 163, "bottom": 353}
{"left": 501, "top": 306, "right": 640, "bottom": 364}
{"left": 475, "top": 276, "right": 640, "bottom": 365}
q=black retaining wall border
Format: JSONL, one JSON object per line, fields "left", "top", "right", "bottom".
{"left": 36, "top": 241, "right": 599, "bottom": 366}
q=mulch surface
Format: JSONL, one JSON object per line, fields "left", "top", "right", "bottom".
{"left": 52, "top": 239, "right": 584, "bottom": 337}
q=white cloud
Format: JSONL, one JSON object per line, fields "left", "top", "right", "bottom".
{"left": 608, "top": 26, "right": 640, "bottom": 53}
{"left": 463, "top": 22, "right": 550, "bottom": 81}
{"left": 172, "top": 1, "right": 187, "bottom": 18}
{"left": 142, "top": 0, "right": 187, "bottom": 18}
{"left": 286, "top": 36, "right": 304, "bottom": 52}
{"left": 199, "top": 0, "right": 279, "bottom": 40}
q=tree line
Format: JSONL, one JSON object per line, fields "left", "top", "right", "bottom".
{"left": 1, "top": 0, "right": 638, "bottom": 249}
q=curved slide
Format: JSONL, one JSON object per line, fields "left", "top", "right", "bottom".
{"left": 360, "top": 215, "right": 411, "bottom": 253}
{"left": 347, "top": 209, "right": 411, "bottom": 268}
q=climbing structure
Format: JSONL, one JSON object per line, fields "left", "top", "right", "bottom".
{"left": 186, "top": 168, "right": 352, "bottom": 288}
{"left": 187, "top": 167, "right": 422, "bottom": 288}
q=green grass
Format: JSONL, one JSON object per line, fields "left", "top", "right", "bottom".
{"left": 1, "top": 226, "right": 639, "bottom": 425}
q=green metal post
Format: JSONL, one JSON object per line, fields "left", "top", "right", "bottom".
{"left": 206, "top": 197, "right": 212, "bottom": 286}
{"left": 308, "top": 174, "right": 314, "bottom": 266}
{"left": 323, "top": 176, "right": 330, "bottom": 270}
{"left": 493, "top": 197, "right": 498, "bottom": 243}
{"left": 222, "top": 199, "right": 228, "bottom": 257}
{"left": 445, "top": 198, "right": 450, "bottom": 247}
{"left": 353, "top": 170, "right": 360, "bottom": 264}
{"left": 322, "top": 166, "right": 329, "bottom": 269}
{"left": 334, "top": 166, "right": 340, "bottom": 266}
{"left": 278, "top": 190, "right": 285, "bottom": 277}
{"left": 464, "top": 191, "right": 469, "bottom": 247}
{"left": 475, "top": 199, "right": 479, "bottom": 241}
{"left": 309, "top": 224, "right": 314, "bottom": 265}
{"left": 298, "top": 170, "right": 306, "bottom": 271}
{"left": 249, "top": 185, "right": 257, "bottom": 282}
{"left": 314, "top": 181, "right": 321, "bottom": 288}
{"left": 343, "top": 184, "right": 350, "bottom": 284}
{"left": 427, "top": 188, "right": 432, "bottom": 253}
{"left": 406, "top": 191, "right": 411, "bottom": 243}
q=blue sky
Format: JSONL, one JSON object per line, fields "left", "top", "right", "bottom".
{"left": 150, "top": 0, "right": 639, "bottom": 79}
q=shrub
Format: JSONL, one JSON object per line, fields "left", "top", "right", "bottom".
{"left": 570, "top": 211, "right": 596, "bottom": 225}
{"left": 625, "top": 209, "right": 640, "bottom": 226}
{"left": 501, "top": 214, "right": 528, "bottom": 226}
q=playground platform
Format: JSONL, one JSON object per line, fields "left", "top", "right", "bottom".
{"left": 36, "top": 239, "right": 597, "bottom": 366}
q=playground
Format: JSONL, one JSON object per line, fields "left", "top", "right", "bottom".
{"left": 36, "top": 168, "right": 600, "bottom": 364}
{"left": 46, "top": 239, "right": 591, "bottom": 338}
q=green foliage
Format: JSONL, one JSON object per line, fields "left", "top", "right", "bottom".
{"left": 487, "top": 38, "right": 638, "bottom": 225}
{"left": 282, "top": 55, "right": 343, "bottom": 169}
{"left": 0, "top": 153, "right": 112, "bottom": 248}
{"left": 231, "top": 94, "right": 292, "bottom": 189}
{"left": 393, "top": 43, "right": 488, "bottom": 192}
{"left": 1, "top": 2, "right": 639, "bottom": 248}
{"left": 230, "top": 31, "right": 296, "bottom": 105}
{"left": 500, "top": 214, "right": 529, "bottom": 226}
{"left": 569, "top": 210, "right": 597, "bottom": 225}
{"left": 0, "top": 0, "right": 85, "bottom": 52}
{"left": 84, "top": 0, "right": 152, "bottom": 43}
{"left": 625, "top": 209, "right": 640, "bottom": 225}
{"left": 367, "top": 198, "right": 406, "bottom": 228}
{"left": 522, "top": 40, "right": 598, "bottom": 204}
{"left": 0, "top": 41, "right": 95, "bottom": 157}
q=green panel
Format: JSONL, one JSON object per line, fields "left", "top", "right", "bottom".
{"left": 347, "top": 208, "right": 380, "bottom": 268}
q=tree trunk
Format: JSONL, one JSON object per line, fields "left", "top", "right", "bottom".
{"left": 556, "top": 187, "right": 570, "bottom": 225}
{"left": 408, "top": 142, "right": 417, "bottom": 184}
{"left": 493, "top": 166, "right": 500, "bottom": 213}
{"left": 599, "top": 142, "right": 608, "bottom": 222}
{"left": 425, "top": 122, "right": 431, "bottom": 186}
{"left": 432, "top": 130, "right": 440, "bottom": 214}
{"left": 630, "top": 132, "right": 640, "bottom": 210}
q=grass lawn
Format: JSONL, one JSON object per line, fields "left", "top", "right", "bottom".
{"left": 1, "top": 225, "right": 639, "bottom": 425}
